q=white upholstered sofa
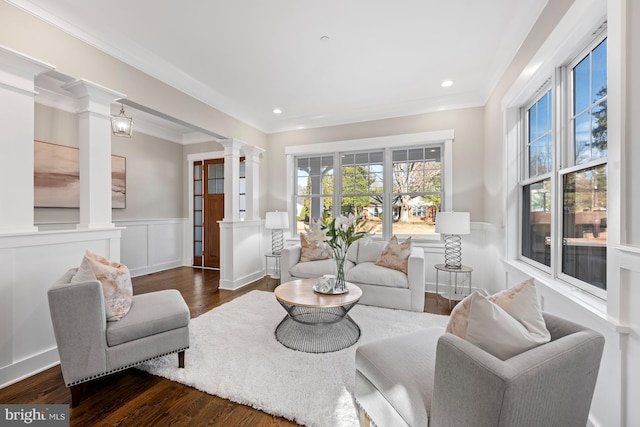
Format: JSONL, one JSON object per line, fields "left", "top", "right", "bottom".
{"left": 280, "top": 239, "right": 425, "bottom": 312}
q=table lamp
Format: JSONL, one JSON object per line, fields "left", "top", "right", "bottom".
{"left": 265, "top": 211, "right": 289, "bottom": 255}
{"left": 435, "top": 211, "right": 470, "bottom": 269}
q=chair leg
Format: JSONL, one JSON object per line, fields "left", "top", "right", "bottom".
{"left": 70, "top": 383, "right": 84, "bottom": 408}
{"left": 178, "top": 350, "right": 185, "bottom": 368}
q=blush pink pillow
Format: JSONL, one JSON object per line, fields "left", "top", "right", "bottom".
{"left": 300, "top": 233, "right": 332, "bottom": 262}
{"left": 375, "top": 235, "right": 412, "bottom": 273}
{"left": 72, "top": 250, "right": 133, "bottom": 321}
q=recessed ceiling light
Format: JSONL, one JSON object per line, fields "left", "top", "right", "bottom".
{"left": 441, "top": 80, "right": 454, "bottom": 88}
{"left": 320, "top": 35, "right": 330, "bottom": 43}
{"left": 273, "top": 108, "right": 282, "bottom": 115}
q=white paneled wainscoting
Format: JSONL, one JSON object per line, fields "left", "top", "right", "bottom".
{"left": 0, "top": 227, "right": 122, "bottom": 388}
{"left": 37, "top": 218, "right": 188, "bottom": 277}
{"left": 116, "top": 219, "right": 187, "bottom": 277}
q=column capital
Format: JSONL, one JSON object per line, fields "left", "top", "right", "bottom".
{"left": 61, "top": 79, "right": 125, "bottom": 115}
{"left": 0, "top": 45, "right": 54, "bottom": 94}
{"left": 241, "top": 145, "right": 265, "bottom": 161}
{"left": 219, "top": 137, "right": 248, "bottom": 154}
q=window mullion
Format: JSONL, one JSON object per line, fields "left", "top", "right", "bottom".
{"left": 382, "top": 148, "right": 392, "bottom": 241}
{"left": 552, "top": 66, "right": 566, "bottom": 281}
{"left": 333, "top": 152, "right": 341, "bottom": 219}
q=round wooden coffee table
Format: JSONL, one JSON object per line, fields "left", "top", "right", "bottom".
{"left": 274, "top": 279, "right": 363, "bottom": 353}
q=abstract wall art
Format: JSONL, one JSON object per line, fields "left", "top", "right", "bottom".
{"left": 34, "top": 140, "right": 126, "bottom": 208}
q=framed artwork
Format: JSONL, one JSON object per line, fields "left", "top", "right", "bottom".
{"left": 34, "top": 140, "right": 126, "bottom": 208}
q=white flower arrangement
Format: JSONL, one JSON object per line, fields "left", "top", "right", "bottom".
{"left": 306, "top": 214, "right": 373, "bottom": 291}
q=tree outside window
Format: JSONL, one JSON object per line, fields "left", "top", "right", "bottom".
{"left": 391, "top": 147, "right": 442, "bottom": 237}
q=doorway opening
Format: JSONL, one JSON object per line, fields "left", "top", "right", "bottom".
{"left": 193, "top": 158, "right": 246, "bottom": 268}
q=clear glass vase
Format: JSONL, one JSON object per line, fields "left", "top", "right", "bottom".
{"left": 332, "top": 246, "right": 348, "bottom": 293}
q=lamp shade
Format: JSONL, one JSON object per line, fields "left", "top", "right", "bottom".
{"left": 265, "top": 211, "right": 289, "bottom": 229}
{"left": 435, "top": 212, "right": 470, "bottom": 235}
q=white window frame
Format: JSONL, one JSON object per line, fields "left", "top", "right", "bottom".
{"left": 285, "top": 131, "right": 454, "bottom": 242}
{"left": 506, "top": 16, "right": 608, "bottom": 302}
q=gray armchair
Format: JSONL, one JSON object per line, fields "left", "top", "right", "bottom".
{"left": 355, "top": 312, "right": 604, "bottom": 427}
{"left": 48, "top": 268, "right": 190, "bottom": 407}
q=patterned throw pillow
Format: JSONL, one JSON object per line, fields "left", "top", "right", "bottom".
{"left": 374, "top": 235, "right": 412, "bottom": 273}
{"left": 71, "top": 250, "right": 133, "bottom": 321}
{"left": 445, "top": 278, "right": 551, "bottom": 360}
{"left": 300, "top": 233, "right": 333, "bottom": 262}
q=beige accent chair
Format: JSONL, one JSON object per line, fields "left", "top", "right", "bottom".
{"left": 355, "top": 313, "right": 604, "bottom": 426}
{"left": 48, "top": 268, "right": 190, "bottom": 407}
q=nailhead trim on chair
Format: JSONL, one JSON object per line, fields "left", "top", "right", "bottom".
{"left": 354, "top": 397, "right": 379, "bottom": 427}
{"left": 65, "top": 346, "right": 189, "bottom": 387}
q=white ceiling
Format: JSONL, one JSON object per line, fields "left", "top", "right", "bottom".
{"left": 14, "top": 0, "right": 548, "bottom": 135}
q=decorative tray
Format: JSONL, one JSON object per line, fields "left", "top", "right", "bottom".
{"left": 312, "top": 283, "right": 350, "bottom": 295}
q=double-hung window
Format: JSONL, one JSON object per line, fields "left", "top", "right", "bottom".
{"left": 519, "top": 34, "right": 607, "bottom": 298}
{"left": 290, "top": 132, "right": 451, "bottom": 240}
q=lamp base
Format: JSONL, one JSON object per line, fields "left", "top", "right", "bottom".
{"left": 271, "top": 229, "right": 284, "bottom": 255}
{"left": 443, "top": 234, "right": 462, "bottom": 269}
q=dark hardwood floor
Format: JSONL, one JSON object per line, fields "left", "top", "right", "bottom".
{"left": 0, "top": 267, "right": 452, "bottom": 426}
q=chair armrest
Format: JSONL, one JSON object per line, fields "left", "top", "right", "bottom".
{"left": 430, "top": 333, "right": 513, "bottom": 427}
{"left": 407, "top": 246, "right": 426, "bottom": 311}
{"left": 48, "top": 269, "right": 108, "bottom": 385}
{"left": 430, "top": 328, "right": 605, "bottom": 427}
{"left": 279, "top": 245, "right": 301, "bottom": 282}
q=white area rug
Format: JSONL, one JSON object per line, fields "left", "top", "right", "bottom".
{"left": 138, "top": 290, "right": 448, "bottom": 427}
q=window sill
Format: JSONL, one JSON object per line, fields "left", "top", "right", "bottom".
{"left": 502, "top": 259, "right": 628, "bottom": 334}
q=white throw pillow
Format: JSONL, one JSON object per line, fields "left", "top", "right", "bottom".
{"left": 446, "top": 278, "right": 551, "bottom": 360}
{"left": 464, "top": 292, "right": 550, "bottom": 360}
{"left": 357, "top": 241, "right": 384, "bottom": 264}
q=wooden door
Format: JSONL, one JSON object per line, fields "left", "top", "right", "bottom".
{"left": 203, "top": 159, "right": 224, "bottom": 268}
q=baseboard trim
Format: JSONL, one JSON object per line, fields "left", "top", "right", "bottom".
{"left": 0, "top": 347, "right": 60, "bottom": 389}
{"left": 129, "top": 260, "right": 184, "bottom": 278}
{"left": 219, "top": 270, "right": 264, "bottom": 291}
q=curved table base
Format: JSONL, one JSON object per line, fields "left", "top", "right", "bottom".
{"left": 274, "top": 305, "right": 361, "bottom": 353}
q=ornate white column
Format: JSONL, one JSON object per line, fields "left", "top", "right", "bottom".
{"left": 241, "top": 145, "right": 265, "bottom": 221}
{"left": 217, "top": 138, "right": 264, "bottom": 290}
{"left": 62, "top": 79, "right": 125, "bottom": 229}
{"left": 0, "top": 46, "right": 54, "bottom": 234}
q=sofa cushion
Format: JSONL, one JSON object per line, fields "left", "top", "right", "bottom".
{"left": 106, "top": 289, "right": 190, "bottom": 346}
{"left": 72, "top": 250, "right": 133, "bottom": 321}
{"left": 289, "top": 258, "right": 355, "bottom": 279}
{"left": 300, "top": 233, "right": 332, "bottom": 262}
{"left": 375, "top": 236, "right": 412, "bottom": 273}
{"left": 356, "top": 327, "right": 445, "bottom": 427}
{"left": 347, "top": 262, "right": 409, "bottom": 288}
